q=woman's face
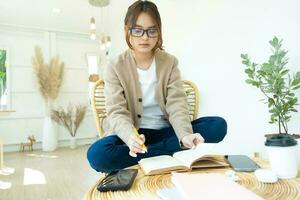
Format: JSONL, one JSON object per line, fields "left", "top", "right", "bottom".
{"left": 129, "top": 12, "right": 158, "bottom": 54}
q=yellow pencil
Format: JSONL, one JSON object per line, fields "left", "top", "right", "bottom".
{"left": 133, "top": 128, "right": 148, "bottom": 152}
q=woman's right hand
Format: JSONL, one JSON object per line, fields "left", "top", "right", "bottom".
{"left": 128, "top": 133, "right": 146, "bottom": 157}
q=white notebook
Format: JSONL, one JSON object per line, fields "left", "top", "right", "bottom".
{"left": 157, "top": 188, "right": 184, "bottom": 200}
{"left": 171, "top": 173, "right": 264, "bottom": 200}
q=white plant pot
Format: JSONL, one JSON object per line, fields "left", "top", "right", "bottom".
{"left": 42, "top": 116, "right": 58, "bottom": 151}
{"left": 266, "top": 145, "right": 298, "bottom": 179}
{"left": 70, "top": 137, "right": 77, "bottom": 149}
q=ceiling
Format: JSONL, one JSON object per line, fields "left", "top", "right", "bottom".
{"left": 0, "top": 0, "right": 136, "bottom": 33}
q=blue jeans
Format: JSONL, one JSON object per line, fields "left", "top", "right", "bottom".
{"left": 87, "top": 116, "right": 227, "bottom": 173}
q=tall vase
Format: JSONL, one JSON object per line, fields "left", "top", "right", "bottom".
{"left": 42, "top": 101, "right": 58, "bottom": 151}
{"left": 70, "top": 137, "right": 77, "bottom": 149}
{"left": 42, "top": 115, "right": 58, "bottom": 151}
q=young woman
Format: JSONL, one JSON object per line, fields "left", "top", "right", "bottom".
{"left": 87, "top": 0, "right": 227, "bottom": 173}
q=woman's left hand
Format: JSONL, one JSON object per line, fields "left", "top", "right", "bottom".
{"left": 181, "top": 133, "right": 205, "bottom": 149}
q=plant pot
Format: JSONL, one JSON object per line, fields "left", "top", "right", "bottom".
{"left": 42, "top": 115, "right": 58, "bottom": 151}
{"left": 265, "top": 134, "right": 298, "bottom": 179}
{"left": 70, "top": 137, "right": 77, "bottom": 149}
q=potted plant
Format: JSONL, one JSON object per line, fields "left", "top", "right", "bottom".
{"left": 241, "top": 36, "right": 300, "bottom": 178}
{"left": 32, "top": 47, "right": 64, "bottom": 151}
{"left": 51, "top": 104, "right": 87, "bottom": 149}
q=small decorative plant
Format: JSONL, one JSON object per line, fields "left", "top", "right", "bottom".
{"left": 32, "top": 46, "right": 64, "bottom": 112}
{"left": 241, "top": 36, "right": 300, "bottom": 138}
{"left": 32, "top": 46, "right": 65, "bottom": 151}
{"left": 51, "top": 104, "right": 87, "bottom": 137}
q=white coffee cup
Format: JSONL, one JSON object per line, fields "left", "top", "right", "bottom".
{"left": 265, "top": 134, "right": 298, "bottom": 179}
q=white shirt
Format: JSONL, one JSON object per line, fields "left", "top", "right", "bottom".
{"left": 137, "top": 59, "right": 170, "bottom": 129}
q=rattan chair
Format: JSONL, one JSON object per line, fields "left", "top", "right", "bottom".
{"left": 91, "top": 79, "right": 199, "bottom": 137}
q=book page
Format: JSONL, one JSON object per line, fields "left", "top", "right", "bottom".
{"left": 139, "top": 155, "right": 188, "bottom": 175}
{"left": 191, "top": 155, "right": 229, "bottom": 169}
{"left": 173, "top": 143, "right": 216, "bottom": 168}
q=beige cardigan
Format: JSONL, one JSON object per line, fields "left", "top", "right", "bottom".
{"left": 103, "top": 49, "right": 193, "bottom": 146}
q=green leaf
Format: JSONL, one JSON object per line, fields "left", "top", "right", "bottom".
{"left": 257, "top": 70, "right": 266, "bottom": 76}
{"left": 245, "top": 68, "right": 252, "bottom": 75}
{"left": 245, "top": 79, "right": 259, "bottom": 87}
{"left": 268, "top": 55, "right": 277, "bottom": 64}
{"left": 0, "top": 71, "right": 5, "bottom": 79}
{"left": 292, "top": 85, "right": 300, "bottom": 90}
{"left": 242, "top": 60, "right": 250, "bottom": 65}
{"left": 270, "top": 36, "right": 279, "bottom": 48}
{"left": 291, "top": 97, "right": 298, "bottom": 104}
{"left": 278, "top": 50, "right": 287, "bottom": 59}
{"left": 280, "top": 69, "right": 289, "bottom": 76}
{"left": 268, "top": 98, "right": 275, "bottom": 108}
{"left": 269, "top": 108, "right": 276, "bottom": 113}
{"left": 284, "top": 115, "right": 291, "bottom": 121}
{"left": 292, "top": 77, "right": 300, "bottom": 86}
{"left": 241, "top": 54, "right": 248, "bottom": 59}
{"left": 295, "top": 71, "right": 300, "bottom": 79}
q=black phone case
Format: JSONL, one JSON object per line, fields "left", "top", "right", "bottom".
{"left": 97, "top": 169, "right": 138, "bottom": 192}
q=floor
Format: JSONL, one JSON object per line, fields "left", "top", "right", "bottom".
{"left": 0, "top": 145, "right": 101, "bottom": 200}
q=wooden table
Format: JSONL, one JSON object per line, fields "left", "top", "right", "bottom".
{"left": 84, "top": 159, "right": 300, "bottom": 200}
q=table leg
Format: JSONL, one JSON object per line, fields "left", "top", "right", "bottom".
{"left": 0, "top": 138, "right": 15, "bottom": 175}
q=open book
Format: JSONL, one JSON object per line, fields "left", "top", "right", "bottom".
{"left": 138, "top": 143, "right": 229, "bottom": 175}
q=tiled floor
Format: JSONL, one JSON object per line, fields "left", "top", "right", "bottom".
{"left": 0, "top": 145, "right": 100, "bottom": 200}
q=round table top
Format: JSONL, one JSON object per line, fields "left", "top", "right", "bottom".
{"left": 85, "top": 159, "right": 300, "bottom": 200}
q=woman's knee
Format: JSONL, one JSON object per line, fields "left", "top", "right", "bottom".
{"left": 87, "top": 136, "right": 117, "bottom": 172}
{"left": 194, "top": 116, "right": 227, "bottom": 143}
{"left": 213, "top": 116, "right": 227, "bottom": 142}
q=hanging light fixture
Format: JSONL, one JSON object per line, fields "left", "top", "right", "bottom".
{"left": 89, "top": 0, "right": 109, "bottom": 7}
{"left": 90, "top": 17, "right": 96, "bottom": 30}
{"left": 89, "top": 0, "right": 111, "bottom": 54}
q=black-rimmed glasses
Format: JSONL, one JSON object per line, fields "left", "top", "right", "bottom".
{"left": 129, "top": 28, "right": 158, "bottom": 38}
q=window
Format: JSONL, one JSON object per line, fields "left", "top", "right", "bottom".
{"left": 85, "top": 53, "right": 100, "bottom": 103}
{"left": 86, "top": 53, "right": 100, "bottom": 81}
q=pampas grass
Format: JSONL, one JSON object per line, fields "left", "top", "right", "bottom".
{"left": 51, "top": 104, "right": 87, "bottom": 137}
{"left": 32, "top": 46, "right": 64, "bottom": 103}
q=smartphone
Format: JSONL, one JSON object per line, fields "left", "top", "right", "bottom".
{"left": 225, "top": 155, "right": 260, "bottom": 172}
{"left": 97, "top": 169, "right": 138, "bottom": 192}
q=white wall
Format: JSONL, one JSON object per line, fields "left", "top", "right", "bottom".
{"left": 0, "top": 25, "right": 103, "bottom": 151}
{"left": 109, "top": 0, "right": 300, "bottom": 156}
{"left": 1, "top": 0, "right": 300, "bottom": 155}
{"left": 166, "top": 0, "right": 300, "bottom": 156}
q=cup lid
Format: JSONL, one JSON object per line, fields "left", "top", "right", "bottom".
{"left": 265, "top": 134, "right": 297, "bottom": 147}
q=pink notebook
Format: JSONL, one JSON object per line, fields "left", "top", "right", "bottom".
{"left": 172, "top": 173, "right": 264, "bottom": 200}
